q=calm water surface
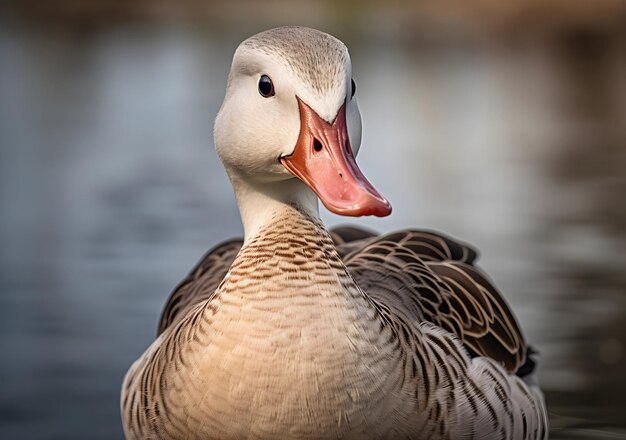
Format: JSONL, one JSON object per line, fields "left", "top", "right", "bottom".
{"left": 1, "top": 22, "right": 625, "bottom": 439}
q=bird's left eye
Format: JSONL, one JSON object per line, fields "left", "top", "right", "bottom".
{"left": 258, "top": 75, "right": 275, "bottom": 97}
{"left": 351, "top": 79, "right": 356, "bottom": 98}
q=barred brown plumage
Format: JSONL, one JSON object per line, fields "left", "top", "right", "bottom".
{"left": 121, "top": 26, "right": 547, "bottom": 439}
{"left": 122, "top": 206, "right": 547, "bottom": 439}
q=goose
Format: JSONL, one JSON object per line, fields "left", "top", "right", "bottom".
{"left": 121, "top": 26, "right": 548, "bottom": 439}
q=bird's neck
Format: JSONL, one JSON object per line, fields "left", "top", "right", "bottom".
{"left": 228, "top": 172, "right": 321, "bottom": 244}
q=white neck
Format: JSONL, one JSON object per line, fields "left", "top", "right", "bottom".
{"left": 227, "top": 172, "right": 321, "bottom": 244}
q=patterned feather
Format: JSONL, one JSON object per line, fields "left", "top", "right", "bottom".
{"left": 122, "top": 207, "right": 548, "bottom": 439}
{"left": 157, "top": 239, "right": 242, "bottom": 335}
{"left": 158, "top": 227, "right": 528, "bottom": 375}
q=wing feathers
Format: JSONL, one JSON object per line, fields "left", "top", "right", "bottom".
{"left": 339, "top": 228, "right": 527, "bottom": 374}
{"left": 157, "top": 239, "right": 242, "bottom": 335}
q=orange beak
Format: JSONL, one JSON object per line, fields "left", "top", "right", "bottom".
{"left": 280, "top": 98, "right": 392, "bottom": 217}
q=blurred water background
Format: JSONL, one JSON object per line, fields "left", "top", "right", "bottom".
{"left": 1, "top": 1, "right": 625, "bottom": 439}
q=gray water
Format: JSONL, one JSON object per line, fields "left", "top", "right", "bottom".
{"left": 1, "top": 21, "right": 625, "bottom": 439}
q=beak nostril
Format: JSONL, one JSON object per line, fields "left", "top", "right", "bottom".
{"left": 339, "top": 172, "right": 343, "bottom": 178}
{"left": 313, "top": 139, "right": 323, "bottom": 152}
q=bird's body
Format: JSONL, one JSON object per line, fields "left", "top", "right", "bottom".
{"left": 121, "top": 26, "right": 548, "bottom": 439}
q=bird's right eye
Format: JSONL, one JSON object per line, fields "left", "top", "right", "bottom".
{"left": 258, "top": 75, "right": 275, "bottom": 97}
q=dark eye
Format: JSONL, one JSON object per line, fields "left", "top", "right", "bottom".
{"left": 351, "top": 79, "right": 356, "bottom": 98}
{"left": 258, "top": 75, "right": 275, "bottom": 97}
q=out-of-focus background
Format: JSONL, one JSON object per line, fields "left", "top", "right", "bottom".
{"left": 1, "top": 1, "right": 625, "bottom": 438}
